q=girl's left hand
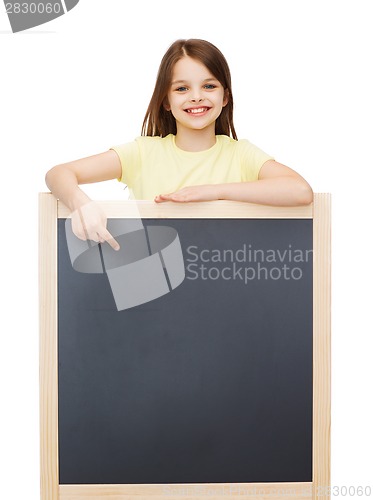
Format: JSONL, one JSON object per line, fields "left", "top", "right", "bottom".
{"left": 154, "top": 184, "right": 220, "bottom": 203}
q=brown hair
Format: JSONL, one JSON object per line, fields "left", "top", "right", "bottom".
{"left": 141, "top": 39, "right": 237, "bottom": 140}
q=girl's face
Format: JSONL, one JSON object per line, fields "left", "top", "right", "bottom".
{"left": 165, "top": 56, "right": 228, "bottom": 135}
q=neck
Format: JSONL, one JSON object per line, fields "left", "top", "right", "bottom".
{"left": 174, "top": 125, "right": 217, "bottom": 152}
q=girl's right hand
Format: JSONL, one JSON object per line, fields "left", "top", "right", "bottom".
{"left": 71, "top": 201, "right": 120, "bottom": 251}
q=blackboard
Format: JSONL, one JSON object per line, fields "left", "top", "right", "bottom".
{"left": 58, "top": 217, "right": 313, "bottom": 485}
{"left": 39, "top": 195, "right": 331, "bottom": 500}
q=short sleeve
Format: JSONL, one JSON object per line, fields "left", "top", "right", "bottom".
{"left": 238, "top": 139, "right": 275, "bottom": 182}
{"left": 109, "top": 140, "right": 141, "bottom": 185}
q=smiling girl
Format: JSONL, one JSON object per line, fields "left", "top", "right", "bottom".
{"left": 46, "top": 39, "right": 313, "bottom": 249}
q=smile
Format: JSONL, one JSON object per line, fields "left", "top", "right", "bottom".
{"left": 184, "top": 107, "right": 211, "bottom": 115}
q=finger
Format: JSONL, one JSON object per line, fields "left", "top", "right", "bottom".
{"left": 73, "top": 225, "right": 89, "bottom": 241}
{"left": 100, "top": 228, "right": 120, "bottom": 251}
{"left": 83, "top": 228, "right": 102, "bottom": 243}
{"left": 156, "top": 192, "right": 189, "bottom": 202}
{"left": 154, "top": 195, "right": 168, "bottom": 203}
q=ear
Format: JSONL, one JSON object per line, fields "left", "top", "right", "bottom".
{"left": 223, "top": 89, "right": 229, "bottom": 107}
{"left": 163, "top": 98, "right": 171, "bottom": 111}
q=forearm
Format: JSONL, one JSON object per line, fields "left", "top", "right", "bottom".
{"left": 45, "top": 165, "right": 91, "bottom": 212}
{"left": 217, "top": 177, "right": 313, "bottom": 206}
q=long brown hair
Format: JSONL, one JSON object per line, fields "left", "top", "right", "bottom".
{"left": 141, "top": 39, "right": 237, "bottom": 140}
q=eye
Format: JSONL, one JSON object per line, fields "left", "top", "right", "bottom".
{"left": 204, "top": 84, "right": 217, "bottom": 89}
{"left": 175, "top": 86, "right": 188, "bottom": 92}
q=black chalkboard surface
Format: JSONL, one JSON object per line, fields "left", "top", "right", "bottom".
{"left": 58, "top": 218, "right": 313, "bottom": 485}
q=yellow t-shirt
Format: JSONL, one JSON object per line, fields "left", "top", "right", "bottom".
{"left": 110, "top": 134, "right": 274, "bottom": 200}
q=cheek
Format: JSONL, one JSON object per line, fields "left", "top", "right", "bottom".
{"left": 170, "top": 96, "right": 185, "bottom": 112}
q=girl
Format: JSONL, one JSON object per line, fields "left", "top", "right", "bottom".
{"left": 45, "top": 39, "right": 313, "bottom": 250}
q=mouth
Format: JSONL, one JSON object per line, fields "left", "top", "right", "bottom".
{"left": 184, "top": 107, "right": 211, "bottom": 115}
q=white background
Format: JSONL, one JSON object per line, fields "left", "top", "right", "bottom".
{"left": 1, "top": 0, "right": 372, "bottom": 498}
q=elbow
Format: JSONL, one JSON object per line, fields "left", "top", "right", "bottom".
{"left": 45, "top": 166, "right": 55, "bottom": 191}
{"left": 45, "top": 165, "right": 60, "bottom": 191}
{"left": 45, "top": 164, "right": 67, "bottom": 191}
{"left": 296, "top": 182, "right": 314, "bottom": 206}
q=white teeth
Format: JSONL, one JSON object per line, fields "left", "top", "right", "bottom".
{"left": 187, "top": 107, "right": 208, "bottom": 114}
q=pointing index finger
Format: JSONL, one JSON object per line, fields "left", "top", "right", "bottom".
{"left": 101, "top": 229, "right": 120, "bottom": 251}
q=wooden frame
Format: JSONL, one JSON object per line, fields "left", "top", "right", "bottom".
{"left": 39, "top": 194, "right": 331, "bottom": 500}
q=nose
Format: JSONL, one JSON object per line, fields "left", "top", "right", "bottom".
{"left": 190, "top": 89, "right": 203, "bottom": 102}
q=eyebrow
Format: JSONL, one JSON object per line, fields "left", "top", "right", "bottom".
{"left": 171, "top": 78, "right": 219, "bottom": 85}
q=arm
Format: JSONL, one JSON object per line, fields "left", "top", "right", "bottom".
{"left": 219, "top": 160, "right": 313, "bottom": 206}
{"left": 154, "top": 160, "right": 313, "bottom": 206}
{"left": 45, "top": 150, "right": 122, "bottom": 249}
